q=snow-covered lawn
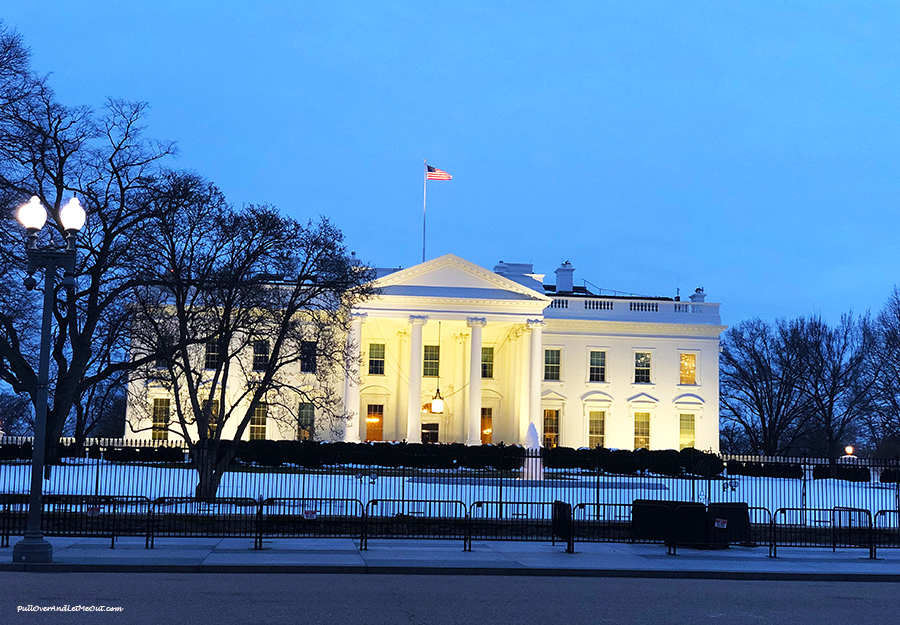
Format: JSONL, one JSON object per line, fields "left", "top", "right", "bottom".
{"left": 1, "top": 460, "right": 898, "bottom": 521}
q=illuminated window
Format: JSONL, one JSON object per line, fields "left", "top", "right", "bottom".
{"left": 366, "top": 404, "right": 384, "bottom": 441}
{"left": 152, "top": 398, "right": 170, "bottom": 441}
{"left": 679, "top": 413, "right": 695, "bottom": 450}
{"left": 634, "top": 412, "right": 650, "bottom": 449}
{"left": 680, "top": 353, "right": 697, "bottom": 385}
{"left": 300, "top": 341, "right": 317, "bottom": 373}
{"left": 253, "top": 340, "right": 269, "bottom": 372}
{"left": 481, "top": 407, "right": 493, "bottom": 445}
{"left": 368, "top": 343, "right": 385, "bottom": 375}
{"left": 298, "top": 403, "right": 315, "bottom": 440}
{"left": 250, "top": 402, "right": 267, "bottom": 440}
{"left": 204, "top": 339, "right": 220, "bottom": 370}
{"left": 203, "top": 400, "right": 220, "bottom": 438}
{"left": 481, "top": 347, "right": 494, "bottom": 379}
{"left": 589, "top": 351, "right": 606, "bottom": 382}
{"left": 589, "top": 411, "right": 605, "bottom": 448}
{"left": 543, "top": 409, "right": 560, "bottom": 448}
{"left": 634, "top": 352, "right": 651, "bottom": 384}
{"left": 544, "top": 349, "right": 561, "bottom": 381}
{"left": 423, "top": 345, "right": 440, "bottom": 377}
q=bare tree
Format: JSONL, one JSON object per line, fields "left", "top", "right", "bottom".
{"left": 719, "top": 319, "right": 810, "bottom": 455}
{"left": 865, "top": 289, "right": 900, "bottom": 453}
{"left": 791, "top": 314, "right": 875, "bottom": 457}
{"left": 126, "top": 174, "right": 374, "bottom": 497}
{"left": 0, "top": 23, "right": 175, "bottom": 447}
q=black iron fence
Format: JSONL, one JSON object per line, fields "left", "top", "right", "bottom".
{"left": 2, "top": 439, "right": 900, "bottom": 556}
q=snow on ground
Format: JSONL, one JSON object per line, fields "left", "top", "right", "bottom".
{"left": 1, "top": 460, "right": 898, "bottom": 523}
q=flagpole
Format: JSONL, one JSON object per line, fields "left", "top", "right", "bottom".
{"left": 422, "top": 158, "right": 427, "bottom": 264}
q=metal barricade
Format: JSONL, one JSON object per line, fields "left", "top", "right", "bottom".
{"left": 469, "top": 501, "right": 557, "bottom": 545}
{"left": 258, "top": 498, "right": 365, "bottom": 549}
{"left": 149, "top": 497, "right": 259, "bottom": 549}
{"left": 772, "top": 507, "right": 875, "bottom": 559}
{"left": 363, "top": 499, "right": 469, "bottom": 551}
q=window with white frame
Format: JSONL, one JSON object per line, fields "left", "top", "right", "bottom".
{"left": 253, "top": 340, "right": 270, "bottom": 372}
{"left": 679, "top": 413, "right": 695, "bottom": 450}
{"left": 368, "top": 343, "right": 385, "bottom": 375}
{"left": 481, "top": 347, "right": 494, "bottom": 379}
{"left": 250, "top": 403, "right": 267, "bottom": 440}
{"left": 634, "top": 412, "right": 650, "bottom": 449}
{"left": 634, "top": 352, "right": 651, "bottom": 384}
{"left": 543, "top": 409, "right": 560, "bottom": 448}
{"left": 679, "top": 353, "right": 697, "bottom": 385}
{"left": 204, "top": 339, "right": 220, "bottom": 370}
{"left": 298, "top": 402, "right": 315, "bottom": 440}
{"left": 544, "top": 349, "right": 561, "bottom": 381}
{"left": 366, "top": 404, "right": 384, "bottom": 441}
{"left": 589, "top": 411, "right": 605, "bottom": 448}
{"left": 152, "top": 398, "right": 170, "bottom": 441}
{"left": 423, "top": 345, "right": 440, "bottom": 377}
{"left": 300, "top": 341, "right": 317, "bottom": 373}
{"left": 589, "top": 350, "right": 606, "bottom": 382}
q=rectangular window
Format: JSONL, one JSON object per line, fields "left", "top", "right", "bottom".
{"left": 422, "top": 423, "right": 439, "bottom": 444}
{"left": 544, "top": 349, "right": 561, "bottom": 381}
{"left": 589, "top": 351, "right": 606, "bottom": 382}
{"left": 298, "top": 402, "right": 315, "bottom": 441}
{"left": 543, "top": 409, "right": 560, "bottom": 448}
{"left": 634, "top": 352, "right": 651, "bottom": 384}
{"left": 368, "top": 343, "right": 385, "bottom": 375}
{"left": 300, "top": 341, "right": 317, "bottom": 373}
{"left": 481, "top": 407, "right": 493, "bottom": 445}
{"left": 634, "top": 412, "right": 650, "bottom": 450}
{"left": 204, "top": 339, "right": 220, "bottom": 370}
{"left": 152, "top": 398, "right": 170, "bottom": 441}
{"left": 481, "top": 347, "right": 494, "bottom": 379}
{"left": 253, "top": 340, "right": 270, "bottom": 372}
{"left": 680, "top": 353, "right": 697, "bottom": 385}
{"left": 423, "top": 345, "right": 440, "bottom": 377}
{"left": 366, "top": 404, "right": 384, "bottom": 441}
{"left": 679, "top": 413, "right": 695, "bottom": 450}
{"left": 250, "top": 402, "right": 267, "bottom": 440}
{"left": 589, "top": 411, "right": 605, "bottom": 448}
{"left": 203, "top": 400, "right": 220, "bottom": 438}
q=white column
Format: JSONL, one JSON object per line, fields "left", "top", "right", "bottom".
{"left": 406, "top": 316, "right": 427, "bottom": 442}
{"left": 466, "top": 317, "right": 486, "bottom": 446}
{"left": 342, "top": 312, "right": 366, "bottom": 443}
{"left": 528, "top": 319, "right": 545, "bottom": 441}
{"left": 517, "top": 326, "right": 531, "bottom": 444}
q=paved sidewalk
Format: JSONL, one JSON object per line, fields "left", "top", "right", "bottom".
{"left": 2, "top": 536, "right": 900, "bottom": 580}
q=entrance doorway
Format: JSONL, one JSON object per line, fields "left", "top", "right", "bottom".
{"left": 421, "top": 423, "right": 439, "bottom": 444}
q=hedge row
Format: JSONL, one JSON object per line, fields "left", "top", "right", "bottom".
{"left": 812, "top": 465, "right": 872, "bottom": 482}
{"left": 727, "top": 461, "right": 803, "bottom": 479}
{"left": 880, "top": 468, "right": 900, "bottom": 483}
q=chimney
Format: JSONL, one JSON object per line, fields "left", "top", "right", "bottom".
{"left": 555, "top": 261, "right": 574, "bottom": 293}
{"left": 689, "top": 287, "right": 706, "bottom": 303}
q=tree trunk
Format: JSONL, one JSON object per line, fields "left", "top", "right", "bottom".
{"left": 192, "top": 442, "right": 235, "bottom": 499}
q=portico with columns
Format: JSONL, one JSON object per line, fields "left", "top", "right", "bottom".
{"left": 342, "top": 254, "right": 551, "bottom": 446}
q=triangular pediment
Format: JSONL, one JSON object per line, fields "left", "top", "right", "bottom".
{"left": 372, "top": 254, "right": 549, "bottom": 303}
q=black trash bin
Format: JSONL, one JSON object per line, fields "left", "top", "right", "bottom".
{"left": 707, "top": 502, "right": 752, "bottom": 547}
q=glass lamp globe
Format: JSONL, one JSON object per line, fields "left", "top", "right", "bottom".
{"left": 59, "top": 197, "right": 86, "bottom": 231}
{"left": 17, "top": 196, "right": 47, "bottom": 231}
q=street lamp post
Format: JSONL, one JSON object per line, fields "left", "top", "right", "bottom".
{"left": 12, "top": 195, "right": 85, "bottom": 564}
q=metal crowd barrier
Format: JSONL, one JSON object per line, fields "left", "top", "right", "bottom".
{"left": 363, "top": 499, "right": 469, "bottom": 551}
{"left": 772, "top": 507, "right": 875, "bottom": 559}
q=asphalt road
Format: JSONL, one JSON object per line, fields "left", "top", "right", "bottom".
{"left": 3, "top": 573, "right": 898, "bottom": 624}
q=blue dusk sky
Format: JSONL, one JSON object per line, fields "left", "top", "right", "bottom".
{"left": 3, "top": 1, "right": 899, "bottom": 326}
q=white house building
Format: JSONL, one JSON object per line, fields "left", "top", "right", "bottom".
{"left": 129, "top": 253, "right": 725, "bottom": 451}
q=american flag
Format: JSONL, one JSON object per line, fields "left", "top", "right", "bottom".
{"left": 426, "top": 165, "right": 452, "bottom": 180}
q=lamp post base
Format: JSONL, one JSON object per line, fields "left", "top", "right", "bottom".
{"left": 12, "top": 536, "right": 53, "bottom": 563}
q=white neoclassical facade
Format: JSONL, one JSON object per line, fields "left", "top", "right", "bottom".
{"left": 342, "top": 254, "right": 725, "bottom": 452}
{"left": 129, "top": 253, "right": 725, "bottom": 451}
